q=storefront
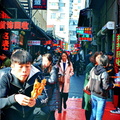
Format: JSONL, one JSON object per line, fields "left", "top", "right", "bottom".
{"left": 96, "top": 21, "right": 115, "bottom": 53}
{"left": 0, "top": 13, "right": 30, "bottom": 52}
{"left": 0, "top": 0, "right": 51, "bottom": 55}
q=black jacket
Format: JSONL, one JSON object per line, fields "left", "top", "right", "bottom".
{"left": 34, "top": 64, "right": 61, "bottom": 111}
{"left": 46, "top": 66, "right": 60, "bottom": 111}
{"left": 0, "top": 66, "right": 49, "bottom": 120}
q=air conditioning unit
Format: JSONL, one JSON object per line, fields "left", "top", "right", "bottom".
{"left": 101, "top": 21, "right": 115, "bottom": 33}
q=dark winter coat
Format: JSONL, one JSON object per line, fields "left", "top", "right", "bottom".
{"left": 34, "top": 64, "right": 61, "bottom": 111}
{"left": 0, "top": 66, "right": 49, "bottom": 120}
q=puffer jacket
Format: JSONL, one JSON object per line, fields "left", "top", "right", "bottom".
{"left": 0, "top": 66, "right": 49, "bottom": 120}
{"left": 46, "top": 66, "right": 60, "bottom": 111}
{"left": 34, "top": 64, "right": 61, "bottom": 111}
{"left": 88, "top": 65, "right": 111, "bottom": 99}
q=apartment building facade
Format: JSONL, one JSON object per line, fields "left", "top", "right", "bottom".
{"left": 47, "top": 0, "right": 85, "bottom": 50}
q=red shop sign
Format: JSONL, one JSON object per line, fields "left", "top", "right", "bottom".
{"left": 0, "top": 19, "right": 30, "bottom": 30}
{"left": 115, "top": 34, "right": 120, "bottom": 66}
{"left": 1, "top": 31, "right": 10, "bottom": 50}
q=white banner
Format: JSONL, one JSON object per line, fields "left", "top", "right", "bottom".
{"left": 28, "top": 40, "right": 41, "bottom": 46}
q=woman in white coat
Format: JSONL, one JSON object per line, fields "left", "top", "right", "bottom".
{"left": 56, "top": 51, "right": 74, "bottom": 113}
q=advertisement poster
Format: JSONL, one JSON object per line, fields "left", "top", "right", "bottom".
{"left": 33, "top": 0, "right": 47, "bottom": 10}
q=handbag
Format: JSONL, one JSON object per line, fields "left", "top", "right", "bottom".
{"left": 58, "top": 67, "right": 65, "bottom": 84}
{"left": 58, "top": 75, "right": 64, "bottom": 84}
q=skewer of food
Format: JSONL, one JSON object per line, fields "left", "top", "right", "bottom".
{"left": 31, "top": 79, "right": 46, "bottom": 99}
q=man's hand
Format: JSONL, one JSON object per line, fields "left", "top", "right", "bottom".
{"left": 84, "top": 85, "right": 89, "bottom": 90}
{"left": 14, "top": 94, "right": 36, "bottom": 107}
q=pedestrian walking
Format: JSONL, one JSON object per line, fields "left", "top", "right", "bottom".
{"left": 110, "top": 66, "right": 120, "bottom": 114}
{"left": 82, "top": 51, "right": 103, "bottom": 120}
{"left": 33, "top": 51, "right": 42, "bottom": 65}
{"left": 34, "top": 53, "right": 61, "bottom": 120}
{"left": 56, "top": 51, "right": 74, "bottom": 113}
{"left": 0, "top": 49, "right": 50, "bottom": 120}
{"left": 84, "top": 54, "right": 113, "bottom": 120}
{"left": 106, "top": 51, "right": 115, "bottom": 98}
{"left": 85, "top": 49, "right": 93, "bottom": 66}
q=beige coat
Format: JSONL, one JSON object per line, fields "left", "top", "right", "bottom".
{"left": 58, "top": 60, "right": 74, "bottom": 93}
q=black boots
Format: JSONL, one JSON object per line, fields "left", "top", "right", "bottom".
{"left": 63, "top": 93, "right": 68, "bottom": 109}
{"left": 58, "top": 92, "right": 63, "bottom": 113}
{"left": 58, "top": 92, "right": 68, "bottom": 113}
{"left": 63, "top": 101, "right": 67, "bottom": 109}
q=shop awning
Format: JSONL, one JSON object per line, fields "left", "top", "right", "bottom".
{"left": 36, "top": 26, "right": 51, "bottom": 40}
{"left": 28, "top": 23, "right": 52, "bottom": 41}
{"left": 78, "top": 7, "right": 90, "bottom": 26}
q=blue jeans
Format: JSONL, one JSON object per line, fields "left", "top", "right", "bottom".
{"left": 90, "top": 94, "right": 106, "bottom": 120}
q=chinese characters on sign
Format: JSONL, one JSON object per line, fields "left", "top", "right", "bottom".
{"left": 115, "top": 34, "right": 120, "bottom": 66}
{"left": 0, "top": 10, "right": 11, "bottom": 19}
{"left": 1, "top": 32, "right": 10, "bottom": 50}
{"left": 33, "top": 0, "right": 47, "bottom": 10}
{"left": 76, "top": 27, "right": 92, "bottom": 41}
{"left": 0, "top": 19, "right": 30, "bottom": 30}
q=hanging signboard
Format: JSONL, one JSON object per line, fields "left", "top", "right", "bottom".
{"left": 115, "top": 34, "right": 120, "bottom": 66}
{"left": 0, "top": 19, "right": 30, "bottom": 31}
{"left": 1, "top": 31, "right": 10, "bottom": 50}
{"left": 101, "top": 21, "right": 115, "bottom": 33}
{"left": 28, "top": 40, "right": 41, "bottom": 46}
{"left": 33, "top": 0, "right": 47, "bottom": 10}
{"left": 76, "top": 27, "right": 92, "bottom": 41}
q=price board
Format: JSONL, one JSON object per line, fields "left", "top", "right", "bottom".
{"left": 76, "top": 27, "right": 92, "bottom": 41}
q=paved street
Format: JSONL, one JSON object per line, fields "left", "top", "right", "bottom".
{"left": 69, "top": 74, "right": 85, "bottom": 98}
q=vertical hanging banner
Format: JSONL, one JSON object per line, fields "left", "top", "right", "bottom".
{"left": 33, "top": 0, "right": 47, "bottom": 10}
{"left": 1, "top": 31, "right": 10, "bottom": 50}
{"left": 115, "top": 34, "right": 120, "bottom": 66}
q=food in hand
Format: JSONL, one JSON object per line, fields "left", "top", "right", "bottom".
{"left": 31, "top": 79, "right": 46, "bottom": 99}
